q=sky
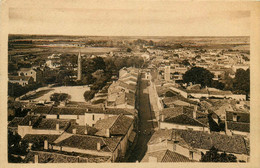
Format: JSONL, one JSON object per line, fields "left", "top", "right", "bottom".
{"left": 8, "top": 0, "right": 251, "bottom": 36}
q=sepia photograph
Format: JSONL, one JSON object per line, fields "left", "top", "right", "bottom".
{"left": 1, "top": 0, "right": 260, "bottom": 167}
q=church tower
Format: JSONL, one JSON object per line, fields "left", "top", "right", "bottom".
{"left": 77, "top": 52, "right": 82, "bottom": 81}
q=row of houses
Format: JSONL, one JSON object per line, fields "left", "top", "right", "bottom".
{"left": 106, "top": 67, "right": 139, "bottom": 109}
{"left": 8, "top": 106, "right": 137, "bottom": 163}
{"left": 142, "top": 128, "right": 249, "bottom": 162}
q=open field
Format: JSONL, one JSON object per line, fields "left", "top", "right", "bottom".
{"left": 32, "top": 85, "right": 90, "bottom": 102}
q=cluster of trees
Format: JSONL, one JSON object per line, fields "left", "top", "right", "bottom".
{"left": 200, "top": 147, "right": 237, "bottom": 162}
{"left": 84, "top": 40, "right": 114, "bottom": 47}
{"left": 133, "top": 39, "right": 154, "bottom": 46}
{"left": 182, "top": 67, "right": 250, "bottom": 96}
{"left": 232, "top": 69, "right": 250, "bottom": 95}
{"left": 8, "top": 82, "right": 43, "bottom": 98}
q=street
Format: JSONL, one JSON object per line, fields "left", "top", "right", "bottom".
{"left": 127, "top": 73, "right": 156, "bottom": 162}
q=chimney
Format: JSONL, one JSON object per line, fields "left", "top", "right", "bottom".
{"left": 148, "top": 156, "right": 158, "bottom": 162}
{"left": 44, "top": 140, "right": 48, "bottom": 150}
{"left": 193, "top": 110, "right": 196, "bottom": 119}
{"left": 56, "top": 123, "right": 59, "bottom": 131}
{"left": 84, "top": 128, "right": 88, "bottom": 135}
{"left": 72, "top": 128, "right": 77, "bottom": 134}
{"left": 29, "top": 120, "right": 32, "bottom": 126}
{"left": 161, "top": 114, "right": 165, "bottom": 122}
{"left": 28, "top": 143, "right": 32, "bottom": 150}
{"left": 233, "top": 113, "right": 237, "bottom": 122}
{"left": 86, "top": 108, "right": 89, "bottom": 112}
{"left": 105, "top": 129, "right": 110, "bottom": 138}
{"left": 102, "top": 104, "right": 106, "bottom": 110}
{"left": 97, "top": 142, "right": 101, "bottom": 151}
{"left": 34, "top": 154, "right": 39, "bottom": 163}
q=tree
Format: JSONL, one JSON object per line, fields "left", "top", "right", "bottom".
{"left": 50, "top": 93, "right": 70, "bottom": 102}
{"left": 233, "top": 68, "right": 250, "bottom": 95}
{"left": 83, "top": 90, "right": 96, "bottom": 101}
{"left": 181, "top": 59, "right": 190, "bottom": 66}
{"left": 201, "top": 146, "right": 237, "bottom": 162}
{"left": 183, "top": 67, "right": 214, "bottom": 87}
{"left": 126, "top": 48, "right": 132, "bottom": 52}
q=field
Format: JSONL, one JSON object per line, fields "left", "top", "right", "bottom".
{"left": 47, "top": 46, "right": 119, "bottom": 54}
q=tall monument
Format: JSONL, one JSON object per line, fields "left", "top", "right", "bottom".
{"left": 77, "top": 52, "right": 82, "bottom": 81}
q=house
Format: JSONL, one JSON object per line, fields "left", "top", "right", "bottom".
{"left": 147, "top": 129, "right": 249, "bottom": 162}
{"left": 18, "top": 67, "right": 43, "bottom": 83}
{"left": 17, "top": 114, "right": 71, "bottom": 138}
{"left": 106, "top": 92, "right": 135, "bottom": 109}
{"left": 15, "top": 112, "right": 136, "bottom": 163}
{"left": 48, "top": 114, "right": 134, "bottom": 162}
{"left": 31, "top": 106, "right": 137, "bottom": 127}
{"left": 159, "top": 106, "right": 209, "bottom": 132}
{"left": 94, "top": 114, "right": 135, "bottom": 157}
{"left": 225, "top": 111, "right": 250, "bottom": 137}
{"left": 8, "top": 76, "right": 34, "bottom": 86}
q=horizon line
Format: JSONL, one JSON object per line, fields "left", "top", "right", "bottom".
{"left": 8, "top": 33, "right": 250, "bottom": 38}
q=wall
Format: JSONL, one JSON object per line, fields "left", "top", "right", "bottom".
{"left": 160, "top": 122, "right": 209, "bottom": 132}
{"left": 18, "top": 126, "right": 63, "bottom": 138}
{"left": 18, "top": 125, "right": 33, "bottom": 138}
{"left": 52, "top": 145, "right": 112, "bottom": 157}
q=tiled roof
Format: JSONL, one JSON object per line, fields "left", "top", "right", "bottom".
{"left": 142, "top": 150, "right": 193, "bottom": 162}
{"left": 32, "top": 106, "right": 136, "bottom": 116}
{"left": 149, "top": 129, "right": 248, "bottom": 155}
{"left": 125, "top": 92, "right": 135, "bottom": 106}
{"left": 94, "top": 114, "right": 134, "bottom": 136}
{"left": 174, "top": 129, "right": 248, "bottom": 155}
{"left": 160, "top": 107, "right": 183, "bottom": 119}
{"left": 22, "top": 134, "right": 60, "bottom": 143}
{"left": 162, "top": 96, "right": 198, "bottom": 106}
{"left": 18, "top": 115, "right": 41, "bottom": 126}
{"left": 148, "top": 129, "right": 172, "bottom": 145}
{"left": 227, "top": 121, "right": 250, "bottom": 133}
{"left": 162, "top": 150, "right": 193, "bottom": 162}
{"left": 118, "top": 81, "right": 136, "bottom": 92}
{"left": 226, "top": 111, "right": 250, "bottom": 123}
{"left": 66, "top": 124, "right": 98, "bottom": 135}
{"left": 164, "top": 114, "right": 207, "bottom": 127}
{"left": 24, "top": 150, "right": 111, "bottom": 163}
{"left": 56, "top": 134, "right": 111, "bottom": 152}
{"left": 95, "top": 116, "right": 118, "bottom": 135}
{"left": 110, "top": 114, "right": 134, "bottom": 135}
{"left": 33, "top": 118, "right": 71, "bottom": 130}
{"left": 8, "top": 117, "right": 23, "bottom": 127}
{"left": 32, "top": 106, "right": 53, "bottom": 114}
{"left": 55, "top": 134, "right": 122, "bottom": 153}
